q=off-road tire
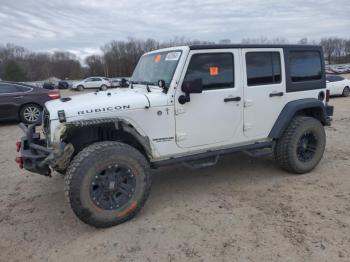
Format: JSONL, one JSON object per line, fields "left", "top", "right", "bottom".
{"left": 274, "top": 116, "right": 326, "bottom": 174}
{"left": 77, "top": 85, "right": 84, "bottom": 91}
{"left": 100, "top": 84, "right": 108, "bottom": 91}
{"left": 64, "top": 141, "right": 151, "bottom": 228}
{"left": 342, "top": 86, "right": 350, "bottom": 97}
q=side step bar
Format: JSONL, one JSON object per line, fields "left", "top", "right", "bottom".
{"left": 152, "top": 141, "right": 273, "bottom": 168}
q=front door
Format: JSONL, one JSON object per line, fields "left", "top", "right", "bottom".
{"left": 175, "top": 50, "right": 243, "bottom": 148}
{"left": 242, "top": 49, "right": 286, "bottom": 138}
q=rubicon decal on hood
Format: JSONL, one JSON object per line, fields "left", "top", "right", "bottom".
{"left": 77, "top": 105, "right": 131, "bottom": 115}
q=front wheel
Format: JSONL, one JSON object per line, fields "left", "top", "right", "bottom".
{"left": 100, "top": 85, "right": 108, "bottom": 91}
{"left": 274, "top": 116, "right": 326, "bottom": 174}
{"left": 64, "top": 141, "right": 151, "bottom": 228}
{"left": 77, "top": 85, "right": 84, "bottom": 91}
{"left": 342, "top": 86, "right": 349, "bottom": 97}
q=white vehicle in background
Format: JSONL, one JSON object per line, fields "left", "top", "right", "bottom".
{"left": 71, "top": 77, "right": 111, "bottom": 91}
{"left": 326, "top": 75, "right": 350, "bottom": 97}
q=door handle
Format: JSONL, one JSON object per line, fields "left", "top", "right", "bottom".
{"left": 269, "top": 92, "right": 284, "bottom": 97}
{"left": 224, "top": 96, "right": 241, "bottom": 102}
{"left": 14, "top": 96, "right": 24, "bottom": 99}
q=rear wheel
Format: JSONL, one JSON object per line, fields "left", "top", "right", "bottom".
{"left": 20, "top": 103, "right": 42, "bottom": 124}
{"left": 274, "top": 116, "right": 326, "bottom": 174}
{"left": 342, "top": 86, "right": 349, "bottom": 97}
{"left": 64, "top": 141, "right": 151, "bottom": 228}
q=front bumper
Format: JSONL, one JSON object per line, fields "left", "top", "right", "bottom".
{"left": 16, "top": 123, "right": 74, "bottom": 176}
{"left": 17, "top": 123, "right": 52, "bottom": 176}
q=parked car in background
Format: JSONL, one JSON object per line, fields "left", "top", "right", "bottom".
{"left": 0, "top": 82, "right": 60, "bottom": 124}
{"left": 111, "top": 79, "right": 121, "bottom": 88}
{"left": 42, "top": 82, "right": 56, "bottom": 90}
{"left": 58, "top": 80, "right": 69, "bottom": 89}
{"left": 71, "top": 77, "right": 111, "bottom": 91}
{"left": 326, "top": 75, "right": 350, "bottom": 97}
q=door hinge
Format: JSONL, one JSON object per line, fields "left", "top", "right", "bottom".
{"left": 175, "top": 108, "right": 185, "bottom": 115}
{"left": 176, "top": 133, "right": 186, "bottom": 141}
{"left": 244, "top": 99, "right": 253, "bottom": 107}
{"left": 243, "top": 123, "right": 253, "bottom": 131}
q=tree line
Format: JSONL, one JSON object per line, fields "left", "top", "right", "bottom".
{"left": 1, "top": 37, "right": 350, "bottom": 82}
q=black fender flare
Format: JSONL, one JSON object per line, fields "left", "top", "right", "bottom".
{"left": 268, "top": 98, "right": 328, "bottom": 139}
{"left": 63, "top": 117, "right": 152, "bottom": 157}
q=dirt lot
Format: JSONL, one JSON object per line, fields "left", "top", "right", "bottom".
{"left": 0, "top": 89, "right": 350, "bottom": 262}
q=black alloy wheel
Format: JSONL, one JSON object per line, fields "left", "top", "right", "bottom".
{"left": 90, "top": 164, "right": 136, "bottom": 210}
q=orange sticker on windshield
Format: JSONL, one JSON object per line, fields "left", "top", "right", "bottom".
{"left": 154, "top": 54, "right": 161, "bottom": 63}
{"left": 209, "top": 67, "right": 219, "bottom": 76}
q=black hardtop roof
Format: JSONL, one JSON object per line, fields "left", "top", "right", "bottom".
{"left": 189, "top": 44, "right": 322, "bottom": 50}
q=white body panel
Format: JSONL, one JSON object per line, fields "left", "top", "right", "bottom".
{"left": 174, "top": 49, "right": 243, "bottom": 148}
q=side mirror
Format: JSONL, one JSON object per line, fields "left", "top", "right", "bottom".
{"left": 179, "top": 78, "right": 203, "bottom": 104}
{"left": 182, "top": 78, "right": 203, "bottom": 94}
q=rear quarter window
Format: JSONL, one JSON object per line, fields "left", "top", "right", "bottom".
{"left": 289, "top": 51, "right": 322, "bottom": 82}
{"left": 285, "top": 48, "right": 325, "bottom": 93}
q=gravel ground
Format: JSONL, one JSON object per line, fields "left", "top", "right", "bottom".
{"left": 0, "top": 89, "right": 349, "bottom": 262}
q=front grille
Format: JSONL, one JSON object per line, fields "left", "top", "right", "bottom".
{"left": 42, "top": 108, "right": 50, "bottom": 135}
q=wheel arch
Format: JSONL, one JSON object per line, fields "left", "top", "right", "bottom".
{"left": 62, "top": 118, "right": 153, "bottom": 161}
{"left": 269, "top": 98, "right": 328, "bottom": 139}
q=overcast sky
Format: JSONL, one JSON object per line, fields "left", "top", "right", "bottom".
{"left": 1, "top": 0, "right": 349, "bottom": 58}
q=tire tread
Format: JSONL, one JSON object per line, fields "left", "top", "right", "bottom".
{"left": 64, "top": 141, "right": 151, "bottom": 228}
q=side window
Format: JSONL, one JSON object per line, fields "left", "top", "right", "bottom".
{"left": 0, "top": 83, "right": 21, "bottom": 93}
{"left": 246, "top": 52, "right": 281, "bottom": 86}
{"left": 334, "top": 76, "right": 344, "bottom": 82}
{"left": 184, "top": 53, "right": 234, "bottom": 90}
{"left": 289, "top": 51, "right": 322, "bottom": 82}
{"left": 16, "top": 85, "right": 31, "bottom": 92}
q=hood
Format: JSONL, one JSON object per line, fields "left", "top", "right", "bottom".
{"left": 45, "top": 87, "right": 168, "bottom": 120}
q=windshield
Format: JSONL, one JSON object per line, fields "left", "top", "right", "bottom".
{"left": 131, "top": 50, "right": 182, "bottom": 88}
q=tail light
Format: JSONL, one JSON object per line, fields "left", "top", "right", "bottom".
{"left": 16, "top": 141, "right": 21, "bottom": 152}
{"left": 48, "top": 91, "right": 61, "bottom": 100}
{"left": 326, "top": 89, "right": 330, "bottom": 103}
{"left": 15, "top": 156, "right": 23, "bottom": 169}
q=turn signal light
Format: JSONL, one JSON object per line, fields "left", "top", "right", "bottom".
{"left": 16, "top": 141, "right": 21, "bottom": 152}
{"left": 15, "top": 157, "right": 23, "bottom": 169}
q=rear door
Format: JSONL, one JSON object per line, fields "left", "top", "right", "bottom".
{"left": 326, "top": 75, "right": 338, "bottom": 95}
{"left": 92, "top": 77, "right": 103, "bottom": 88}
{"left": 0, "top": 83, "right": 31, "bottom": 120}
{"left": 242, "top": 49, "right": 286, "bottom": 138}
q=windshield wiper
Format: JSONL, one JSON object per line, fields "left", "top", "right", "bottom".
{"left": 137, "top": 81, "right": 154, "bottom": 92}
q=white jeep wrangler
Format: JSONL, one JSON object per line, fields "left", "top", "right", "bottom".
{"left": 17, "top": 44, "right": 334, "bottom": 227}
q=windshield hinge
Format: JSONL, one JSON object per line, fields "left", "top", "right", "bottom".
{"left": 176, "top": 133, "right": 186, "bottom": 141}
